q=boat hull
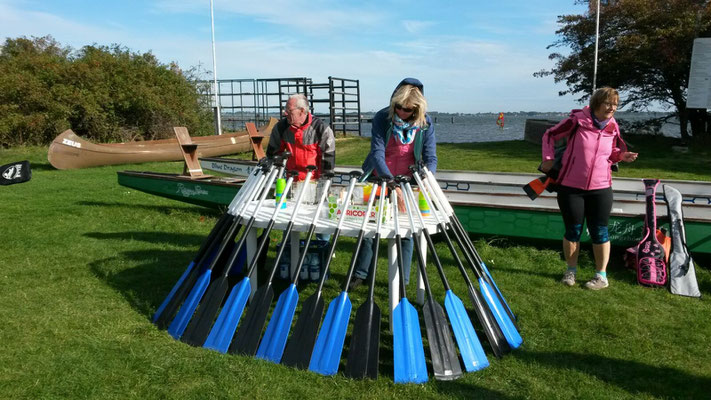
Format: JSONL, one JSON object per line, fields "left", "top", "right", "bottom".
{"left": 117, "top": 170, "right": 711, "bottom": 254}
{"left": 117, "top": 171, "right": 245, "bottom": 209}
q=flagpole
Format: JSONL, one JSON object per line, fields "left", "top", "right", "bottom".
{"left": 592, "top": 0, "right": 600, "bottom": 93}
{"left": 210, "top": 0, "right": 222, "bottom": 135}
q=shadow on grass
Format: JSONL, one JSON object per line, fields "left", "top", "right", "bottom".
{"left": 517, "top": 349, "right": 711, "bottom": 398}
{"left": 27, "top": 161, "right": 57, "bottom": 172}
{"left": 77, "top": 200, "right": 220, "bottom": 216}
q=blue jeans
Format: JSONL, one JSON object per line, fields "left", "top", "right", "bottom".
{"left": 354, "top": 237, "right": 413, "bottom": 285}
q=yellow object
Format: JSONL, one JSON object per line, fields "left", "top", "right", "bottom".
{"left": 419, "top": 190, "right": 430, "bottom": 217}
{"left": 363, "top": 184, "right": 373, "bottom": 204}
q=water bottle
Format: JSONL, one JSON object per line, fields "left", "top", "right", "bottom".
{"left": 300, "top": 262, "right": 309, "bottom": 280}
{"left": 275, "top": 178, "right": 286, "bottom": 209}
{"left": 309, "top": 253, "right": 320, "bottom": 281}
{"left": 418, "top": 190, "right": 430, "bottom": 217}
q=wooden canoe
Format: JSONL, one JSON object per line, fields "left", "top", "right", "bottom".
{"left": 47, "top": 118, "right": 277, "bottom": 169}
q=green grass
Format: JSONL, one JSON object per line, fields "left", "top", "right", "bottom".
{"left": 1, "top": 138, "right": 710, "bottom": 399}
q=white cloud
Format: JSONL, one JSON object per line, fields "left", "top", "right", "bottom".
{"left": 152, "top": 0, "right": 383, "bottom": 34}
{"left": 402, "top": 20, "right": 436, "bottom": 34}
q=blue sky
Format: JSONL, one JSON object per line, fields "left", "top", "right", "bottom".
{"left": 0, "top": 0, "right": 590, "bottom": 113}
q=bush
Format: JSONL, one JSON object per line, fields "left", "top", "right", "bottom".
{"left": 0, "top": 36, "right": 214, "bottom": 146}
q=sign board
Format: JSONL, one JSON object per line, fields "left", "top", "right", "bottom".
{"left": 687, "top": 38, "right": 711, "bottom": 109}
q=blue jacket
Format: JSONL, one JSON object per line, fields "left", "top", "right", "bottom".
{"left": 361, "top": 78, "right": 437, "bottom": 179}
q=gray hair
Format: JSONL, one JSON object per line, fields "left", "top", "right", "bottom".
{"left": 289, "top": 94, "right": 309, "bottom": 111}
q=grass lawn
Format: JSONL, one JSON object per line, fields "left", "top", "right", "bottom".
{"left": 0, "top": 136, "right": 709, "bottom": 399}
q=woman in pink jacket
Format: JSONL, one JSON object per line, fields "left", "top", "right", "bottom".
{"left": 541, "top": 87, "right": 638, "bottom": 290}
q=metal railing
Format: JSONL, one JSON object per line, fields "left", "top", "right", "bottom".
{"left": 201, "top": 76, "right": 361, "bottom": 135}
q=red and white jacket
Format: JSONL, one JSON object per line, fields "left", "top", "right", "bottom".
{"left": 542, "top": 106, "right": 625, "bottom": 191}
{"left": 266, "top": 113, "right": 336, "bottom": 181}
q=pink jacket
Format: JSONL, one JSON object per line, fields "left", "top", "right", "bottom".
{"left": 542, "top": 106, "right": 624, "bottom": 191}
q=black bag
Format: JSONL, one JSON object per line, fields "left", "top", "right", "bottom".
{"left": 0, "top": 160, "right": 31, "bottom": 185}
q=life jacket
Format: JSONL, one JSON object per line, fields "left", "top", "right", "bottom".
{"left": 276, "top": 114, "right": 323, "bottom": 180}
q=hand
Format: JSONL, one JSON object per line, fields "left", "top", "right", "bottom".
{"left": 395, "top": 187, "right": 407, "bottom": 213}
{"left": 621, "top": 152, "right": 638, "bottom": 162}
{"left": 540, "top": 160, "right": 554, "bottom": 173}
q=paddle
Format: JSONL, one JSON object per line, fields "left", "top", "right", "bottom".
{"left": 403, "top": 176, "right": 489, "bottom": 373}
{"left": 419, "top": 163, "right": 517, "bottom": 324}
{"left": 398, "top": 176, "right": 462, "bottom": 381}
{"left": 522, "top": 175, "right": 553, "bottom": 200}
{"left": 389, "top": 182, "right": 428, "bottom": 384}
{"left": 411, "top": 168, "right": 508, "bottom": 358}
{"left": 256, "top": 171, "right": 333, "bottom": 363}
{"left": 153, "top": 159, "right": 275, "bottom": 330}
{"left": 181, "top": 168, "right": 299, "bottom": 346}
{"left": 153, "top": 162, "right": 267, "bottom": 323}
{"left": 166, "top": 163, "right": 282, "bottom": 339}
{"left": 345, "top": 178, "right": 387, "bottom": 379}
{"left": 281, "top": 172, "right": 361, "bottom": 369}
{"left": 202, "top": 171, "right": 298, "bottom": 353}
{"left": 309, "top": 173, "right": 382, "bottom": 376}
{"left": 419, "top": 165, "right": 522, "bottom": 350}
{"left": 229, "top": 166, "right": 318, "bottom": 356}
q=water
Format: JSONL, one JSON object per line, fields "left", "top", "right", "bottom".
{"left": 358, "top": 112, "right": 680, "bottom": 143}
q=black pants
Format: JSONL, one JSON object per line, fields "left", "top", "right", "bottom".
{"left": 556, "top": 185, "right": 613, "bottom": 243}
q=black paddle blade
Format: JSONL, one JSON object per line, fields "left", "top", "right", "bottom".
{"left": 228, "top": 284, "right": 274, "bottom": 356}
{"left": 522, "top": 176, "right": 550, "bottom": 200}
{"left": 154, "top": 269, "right": 201, "bottom": 330}
{"left": 281, "top": 292, "right": 325, "bottom": 369}
{"left": 467, "top": 286, "right": 509, "bottom": 358}
{"left": 423, "top": 300, "right": 463, "bottom": 381}
{"left": 345, "top": 299, "right": 381, "bottom": 380}
{"left": 180, "top": 277, "right": 229, "bottom": 346}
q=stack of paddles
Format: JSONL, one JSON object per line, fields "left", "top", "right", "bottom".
{"left": 151, "top": 157, "right": 524, "bottom": 383}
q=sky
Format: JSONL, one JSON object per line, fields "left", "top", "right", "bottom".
{"left": 0, "top": 0, "right": 592, "bottom": 113}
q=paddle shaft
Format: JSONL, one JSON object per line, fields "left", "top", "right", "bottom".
{"left": 289, "top": 178, "right": 333, "bottom": 284}
{"left": 341, "top": 180, "right": 380, "bottom": 292}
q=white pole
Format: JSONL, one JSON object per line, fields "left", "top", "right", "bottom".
{"left": 210, "top": 0, "right": 222, "bottom": 135}
{"left": 592, "top": 0, "right": 600, "bottom": 93}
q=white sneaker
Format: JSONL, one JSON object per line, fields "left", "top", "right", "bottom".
{"left": 584, "top": 275, "right": 609, "bottom": 290}
{"left": 560, "top": 271, "right": 576, "bottom": 287}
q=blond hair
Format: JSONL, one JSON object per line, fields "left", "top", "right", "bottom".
{"left": 389, "top": 85, "right": 428, "bottom": 127}
{"left": 590, "top": 87, "right": 619, "bottom": 111}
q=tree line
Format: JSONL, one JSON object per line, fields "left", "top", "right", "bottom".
{"left": 0, "top": 36, "right": 214, "bottom": 147}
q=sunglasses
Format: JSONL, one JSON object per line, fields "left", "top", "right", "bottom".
{"left": 395, "top": 104, "right": 414, "bottom": 113}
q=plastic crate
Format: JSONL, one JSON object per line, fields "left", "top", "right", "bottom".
{"left": 276, "top": 239, "right": 330, "bottom": 282}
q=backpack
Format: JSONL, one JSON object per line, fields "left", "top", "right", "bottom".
{"left": 0, "top": 160, "right": 32, "bottom": 185}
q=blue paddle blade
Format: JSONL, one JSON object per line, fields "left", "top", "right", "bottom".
{"left": 309, "top": 292, "right": 352, "bottom": 376}
{"left": 167, "top": 269, "right": 212, "bottom": 339}
{"left": 480, "top": 262, "right": 515, "bottom": 320}
{"left": 479, "top": 278, "right": 522, "bottom": 349}
{"left": 256, "top": 284, "right": 299, "bottom": 363}
{"left": 153, "top": 261, "right": 195, "bottom": 322}
{"left": 444, "top": 290, "right": 489, "bottom": 372}
{"left": 393, "top": 298, "right": 428, "bottom": 384}
{"left": 203, "top": 278, "right": 251, "bottom": 353}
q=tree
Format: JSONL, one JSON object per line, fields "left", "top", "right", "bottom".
{"left": 535, "top": 0, "right": 711, "bottom": 139}
{"left": 0, "top": 36, "right": 213, "bottom": 146}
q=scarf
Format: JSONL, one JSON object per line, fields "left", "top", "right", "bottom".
{"left": 392, "top": 115, "right": 420, "bottom": 145}
{"left": 591, "top": 112, "right": 610, "bottom": 130}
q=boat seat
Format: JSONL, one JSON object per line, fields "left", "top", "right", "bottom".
{"left": 246, "top": 122, "right": 266, "bottom": 161}
{"left": 173, "top": 126, "right": 212, "bottom": 179}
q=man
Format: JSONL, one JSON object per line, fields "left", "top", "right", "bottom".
{"left": 266, "top": 94, "right": 335, "bottom": 180}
